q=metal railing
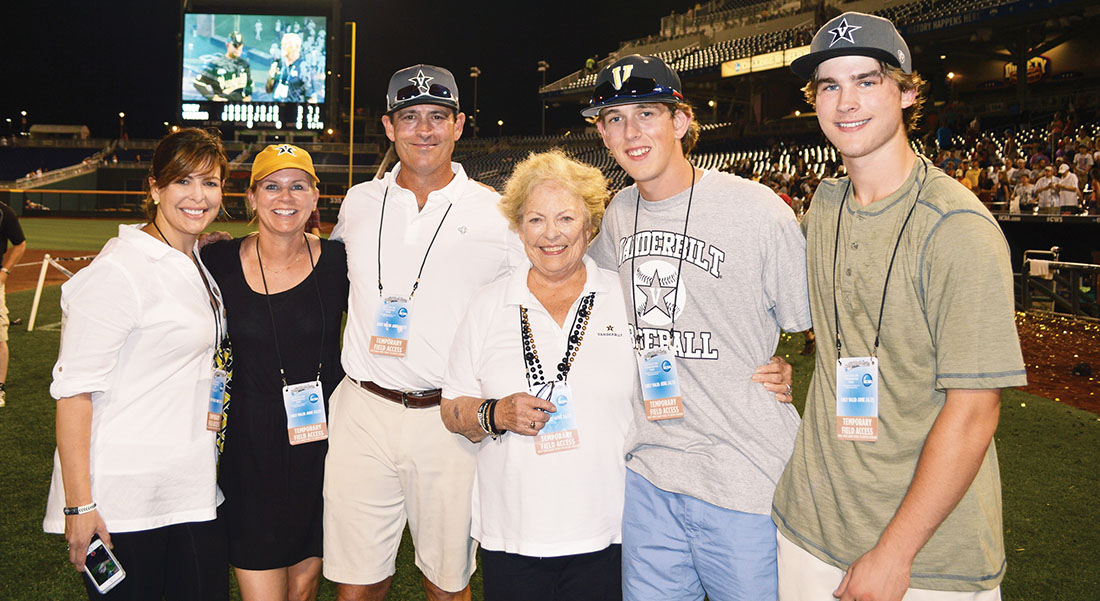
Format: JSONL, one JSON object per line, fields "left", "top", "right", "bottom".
{"left": 1019, "top": 248, "right": 1099, "bottom": 320}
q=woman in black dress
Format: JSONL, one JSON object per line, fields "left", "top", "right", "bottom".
{"left": 202, "top": 144, "right": 347, "bottom": 601}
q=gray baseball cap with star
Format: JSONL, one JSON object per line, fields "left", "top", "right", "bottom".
{"left": 790, "top": 12, "right": 912, "bottom": 80}
{"left": 385, "top": 64, "right": 460, "bottom": 114}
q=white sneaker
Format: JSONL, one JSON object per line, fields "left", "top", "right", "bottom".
{"left": 0, "top": 389, "right": 5, "bottom": 407}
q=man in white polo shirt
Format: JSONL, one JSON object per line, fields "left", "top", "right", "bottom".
{"left": 1056, "top": 163, "right": 1080, "bottom": 213}
{"left": 323, "top": 64, "right": 521, "bottom": 601}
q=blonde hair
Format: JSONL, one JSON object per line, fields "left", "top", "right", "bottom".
{"left": 281, "top": 33, "right": 302, "bottom": 60}
{"left": 802, "top": 61, "right": 927, "bottom": 132}
{"left": 500, "top": 149, "right": 609, "bottom": 235}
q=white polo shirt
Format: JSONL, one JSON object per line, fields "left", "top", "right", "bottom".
{"left": 1034, "top": 174, "right": 1057, "bottom": 208}
{"left": 332, "top": 162, "right": 522, "bottom": 390}
{"left": 1058, "top": 171, "right": 1079, "bottom": 207}
{"left": 44, "top": 224, "right": 225, "bottom": 534}
{"left": 443, "top": 256, "right": 635, "bottom": 557}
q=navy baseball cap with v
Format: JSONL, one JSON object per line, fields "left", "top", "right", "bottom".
{"left": 582, "top": 55, "right": 684, "bottom": 118}
{"left": 386, "top": 64, "right": 460, "bottom": 114}
{"left": 790, "top": 12, "right": 912, "bottom": 80}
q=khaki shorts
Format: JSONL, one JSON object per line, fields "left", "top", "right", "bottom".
{"left": 777, "top": 532, "right": 1001, "bottom": 601}
{"left": 0, "top": 285, "right": 9, "bottom": 343}
{"left": 323, "top": 378, "right": 478, "bottom": 591}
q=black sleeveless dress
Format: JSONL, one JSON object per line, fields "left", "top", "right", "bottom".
{"left": 202, "top": 237, "right": 348, "bottom": 569}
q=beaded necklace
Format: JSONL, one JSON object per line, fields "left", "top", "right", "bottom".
{"left": 520, "top": 292, "right": 595, "bottom": 387}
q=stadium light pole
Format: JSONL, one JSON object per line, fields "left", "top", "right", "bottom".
{"left": 497, "top": 119, "right": 503, "bottom": 137}
{"left": 469, "top": 66, "right": 481, "bottom": 138}
{"left": 118, "top": 112, "right": 126, "bottom": 141}
{"left": 5, "top": 118, "right": 11, "bottom": 137}
{"left": 20, "top": 110, "right": 27, "bottom": 134}
{"left": 537, "top": 60, "right": 549, "bottom": 136}
{"left": 348, "top": 21, "right": 357, "bottom": 190}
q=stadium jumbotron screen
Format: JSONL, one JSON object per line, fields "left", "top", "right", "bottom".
{"left": 181, "top": 12, "right": 327, "bottom": 130}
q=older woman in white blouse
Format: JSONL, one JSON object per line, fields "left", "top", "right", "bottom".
{"left": 442, "top": 149, "right": 631, "bottom": 601}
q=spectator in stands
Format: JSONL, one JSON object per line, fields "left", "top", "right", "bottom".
{"left": 1074, "top": 144, "right": 1093, "bottom": 189}
{"left": 322, "top": 64, "right": 521, "bottom": 601}
{"left": 953, "top": 168, "right": 973, "bottom": 192}
{"left": 1035, "top": 165, "right": 1058, "bottom": 214}
{"left": 1048, "top": 111, "right": 1066, "bottom": 143}
{"left": 1029, "top": 147, "right": 1050, "bottom": 170}
{"left": 1090, "top": 160, "right": 1100, "bottom": 209}
{"left": 1056, "top": 163, "right": 1080, "bottom": 213}
{"left": 1003, "top": 129, "right": 1019, "bottom": 161}
{"left": 1013, "top": 172, "right": 1036, "bottom": 213}
{"left": 202, "top": 144, "right": 347, "bottom": 601}
{"left": 0, "top": 200, "right": 26, "bottom": 408}
{"left": 44, "top": 128, "right": 230, "bottom": 599}
{"left": 993, "top": 169, "right": 1012, "bottom": 209}
{"left": 977, "top": 167, "right": 995, "bottom": 203}
{"left": 584, "top": 54, "right": 806, "bottom": 601}
{"left": 780, "top": 12, "right": 1025, "bottom": 601}
{"left": 1010, "top": 158, "right": 1028, "bottom": 185}
{"left": 963, "top": 160, "right": 981, "bottom": 190}
{"left": 440, "top": 150, "right": 631, "bottom": 601}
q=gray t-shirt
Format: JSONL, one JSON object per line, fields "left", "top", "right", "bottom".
{"left": 772, "top": 160, "right": 1027, "bottom": 591}
{"left": 589, "top": 169, "right": 811, "bottom": 515}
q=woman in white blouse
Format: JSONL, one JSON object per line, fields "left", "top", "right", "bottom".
{"left": 44, "top": 128, "right": 230, "bottom": 600}
{"left": 442, "top": 150, "right": 634, "bottom": 600}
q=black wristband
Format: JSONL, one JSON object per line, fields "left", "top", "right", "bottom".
{"left": 488, "top": 398, "right": 503, "bottom": 436}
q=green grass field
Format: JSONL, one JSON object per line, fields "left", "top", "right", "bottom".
{"left": 1, "top": 219, "right": 1097, "bottom": 599}
{"left": 18, "top": 217, "right": 260, "bottom": 252}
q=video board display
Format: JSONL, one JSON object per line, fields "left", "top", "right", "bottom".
{"left": 181, "top": 12, "right": 327, "bottom": 129}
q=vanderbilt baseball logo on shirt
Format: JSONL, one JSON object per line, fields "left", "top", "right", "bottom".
{"left": 369, "top": 295, "right": 412, "bottom": 357}
{"left": 836, "top": 357, "right": 879, "bottom": 441}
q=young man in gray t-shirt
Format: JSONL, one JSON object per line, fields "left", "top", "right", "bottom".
{"left": 584, "top": 54, "right": 811, "bottom": 601}
{"left": 775, "top": 12, "right": 1025, "bottom": 601}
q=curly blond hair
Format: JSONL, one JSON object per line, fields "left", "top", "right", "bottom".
{"left": 500, "top": 149, "right": 609, "bottom": 236}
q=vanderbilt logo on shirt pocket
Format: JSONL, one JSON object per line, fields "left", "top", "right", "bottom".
{"left": 597, "top": 324, "right": 624, "bottom": 338}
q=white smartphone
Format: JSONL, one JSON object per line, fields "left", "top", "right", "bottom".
{"left": 84, "top": 537, "right": 126, "bottom": 594}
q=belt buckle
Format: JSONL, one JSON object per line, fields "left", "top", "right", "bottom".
{"left": 400, "top": 389, "right": 422, "bottom": 408}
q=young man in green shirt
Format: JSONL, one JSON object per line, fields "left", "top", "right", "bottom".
{"left": 773, "top": 12, "right": 1026, "bottom": 601}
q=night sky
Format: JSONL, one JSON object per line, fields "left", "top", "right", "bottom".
{"left": 4, "top": 1, "right": 684, "bottom": 139}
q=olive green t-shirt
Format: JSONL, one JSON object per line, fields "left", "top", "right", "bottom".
{"left": 772, "top": 159, "right": 1027, "bottom": 591}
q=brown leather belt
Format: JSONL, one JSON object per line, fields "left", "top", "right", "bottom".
{"left": 352, "top": 378, "right": 441, "bottom": 408}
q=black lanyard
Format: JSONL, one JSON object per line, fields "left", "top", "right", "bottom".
{"left": 520, "top": 292, "right": 595, "bottom": 388}
{"left": 152, "top": 220, "right": 223, "bottom": 345}
{"left": 831, "top": 159, "right": 928, "bottom": 357}
{"left": 376, "top": 185, "right": 452, "bottom": 298}
{"left": 256, "top": 234, "right": 326, "bottom": 388}
{"left": 628, "top": 168, "right": 696, "bottom": 349}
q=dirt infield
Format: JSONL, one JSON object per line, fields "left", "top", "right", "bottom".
{"left": 9, "top": 250, "right": 1098, "bottom": 415}
{"left": 10, "top": 249, "right": 96, "bottom": 293}
{"left": 1015, "top": 312, "right": 1100, "bottom": 415}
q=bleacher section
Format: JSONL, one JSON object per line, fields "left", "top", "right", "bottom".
{"left": 0, "top": 147, "right": 102, "bottom": 182}
{"left": 544, "top": 0, "right": 1061, "bottom": 97}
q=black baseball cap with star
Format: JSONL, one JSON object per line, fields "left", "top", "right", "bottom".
{"left": 582, "top": 55, "right": 684, "bottom": 118}
{"left": 790, "top": 12, "right": 912, "bottom": 80}
{"left": 385, "top": 64, "right": 460, "bottom": 115}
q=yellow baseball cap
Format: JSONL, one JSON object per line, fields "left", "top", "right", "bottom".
{"left": 250, "top": 144, "right": 319, "bottom": 186}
